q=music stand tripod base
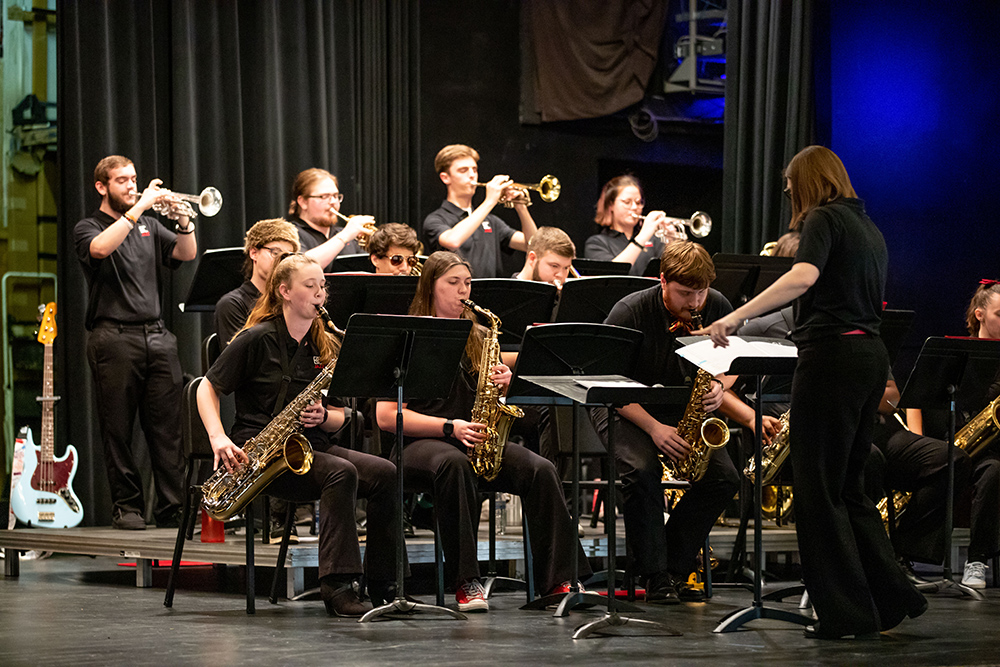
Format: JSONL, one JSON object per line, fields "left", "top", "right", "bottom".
{"left": 360, "top": 597, "right": 467, "bottom": 623}
{"left": 713, "top": 604, "right": 812, "bottom": 633}
{"left": 521, "top": 590, "right": 636, "bottom": 616}
{"left": 574, "top": 611, "right": 682, "bottom": 640}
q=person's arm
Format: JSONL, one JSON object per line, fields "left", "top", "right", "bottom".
{"left": 171, "top": 215, "right": 198, "bottom": 261}
{"left": 703, "top": 262, "right": 820, "bottom": 347}
{"left": 197, "top": 379, "right": 249, "bottom": 473}
{"left": 507, "top": 202, "right": 538, "bottom": 252}
{"left": 716, "top": 390, "right": 781, "bottom": 444}
{"left": 375, "top": 400, "right": 485, "bottom": 450}
{"left": 879, "top": 379, "right": 901, "bottom": 416}
{"left": 905, "top": 408, "right": 924, "bottom": 435}
{"left": 608, "top": 212, "right": 665, "bottom": 265}
{"left": 89, "top": 179, "right": 164, "bottom": 259}
{"left": 437, "top": 176, "right": 511, "bottom": 250}
{"left": 616, "top": 403, "right": 692, "bottom": 462}
{"left": 304, "top": 215, "right": 375, "bottom": 267}
{"left": 299, "top": 400, "right": 347, "bottom": 432}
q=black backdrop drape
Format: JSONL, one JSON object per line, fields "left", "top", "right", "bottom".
{"left": 722, "top": 0, "right": 814, "bottom": 253}
{"left": 57, "top": 0, "right": 418, "bottom": 525}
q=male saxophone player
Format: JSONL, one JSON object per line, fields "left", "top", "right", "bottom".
{"left": 74, "top": 155, "right": 197, "bottom": 530}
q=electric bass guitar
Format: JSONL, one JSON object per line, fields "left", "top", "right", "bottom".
{"left": 11, "top": 303, "right": 83, "bottom": 528}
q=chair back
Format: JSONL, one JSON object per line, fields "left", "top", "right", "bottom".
{"left": 182, "top": 376, "right": 214, "bottom": 459}
{"left": 202, "top": 333, "right": 221, "bottom": 374}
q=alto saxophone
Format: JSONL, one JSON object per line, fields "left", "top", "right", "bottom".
{"left": 462, "top": 299, "right": 524, "bottom": 482}
{"left": 201, "top": 307, "right": 340, "bottom": 521}
{"left": 955, "top": 394, "right": 1000, "bottom": 460}
{"left": 745, "top": 410, "right": 790, "bottom": 486}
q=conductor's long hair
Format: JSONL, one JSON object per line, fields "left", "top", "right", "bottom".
{"left": 784, "top": 146, "right": 858, "bottom": 230}
{"left": 409, "top": 250, "right": 485, "bottom": 371}
{"left": 242, "top": 253, "right": 340, "bottom": 364}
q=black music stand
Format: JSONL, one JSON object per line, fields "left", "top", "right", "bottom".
{"left": 328, "top": 253, "right": 375, "bottom": 273}
{"left": 897, "top": 336, "right": 1000, "bottom": 601}
{"left": 518, "top": 376, "right": 689, "bottom": 639}
{"left": 470, "top": 279, "right": 557, "bottom": 349}
{"left": 554, "top": 276, "right": 658, "bottom": 324}
{"left": 508, "top": 323, "right": 644, "bottom": 615}
{"left": 326, "top": 313, "right": 472, "bottom": 622}
{"left": 179, "top": 247, "right": 244, "bottom": 312}
{"left": 710, "top": 254, "right": 793, "bottom": 308}
{"left": 572, "top": 258, "right": 631, "bottom": 276}
{"left": 322, "top": 274, "right": 418, "bottom": 330}
{"left": 708, "top": 341, "right": 811, "bottom": 633}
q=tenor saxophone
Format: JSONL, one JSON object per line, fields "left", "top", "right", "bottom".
{"left": 661, "top": 368, "right": 731, "bottom": 483}
{"left": 201, "top": 308, "right": 340, "bottom": 521}
{"left": 462, "top": 299, "right": 524, "bottom": 482}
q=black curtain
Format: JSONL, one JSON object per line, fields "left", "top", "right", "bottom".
{"left": 722, "top": 0, "right": 814, "bottom": 254}
{"left": 57, "top": 0, "right": 418, "bottom": 525}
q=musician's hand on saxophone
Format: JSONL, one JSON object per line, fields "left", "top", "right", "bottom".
{"left": 299, "top": 400, "right": 328, "bottom": 429}
{"left": 455, "top": 419, "right": 488, "bottom": 450}
{"left": 700, "top": 377, "right": 725, "bottom": 412}
{"left": 647, "top": 422, "right": 692, "bottom": 462}
{"left": 489, "top": 363, "right": 512, "bottom": 391}
{"left": 210, "top": 432, "right": 249, "bottom": 473}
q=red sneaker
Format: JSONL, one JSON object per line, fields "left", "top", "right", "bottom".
{"left": 547, "top": 580, "right": 586, "bottom": 596}
{"left": 456, "top": 579, "right": 489, "bottom": 612}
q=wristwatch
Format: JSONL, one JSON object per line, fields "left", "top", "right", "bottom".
{"left": 442, "top": 419, "right": 455, "bottom": 438}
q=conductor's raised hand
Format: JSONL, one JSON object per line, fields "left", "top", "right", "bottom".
{"left": 694, "top": 312, "right": 742, "bottom": 348}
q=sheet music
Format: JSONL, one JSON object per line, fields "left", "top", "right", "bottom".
{"left": 676, "top": 336, "right": 797, "bottom": 375}
{"left": 575, "top": 379, "right": 648, "bottom": 390}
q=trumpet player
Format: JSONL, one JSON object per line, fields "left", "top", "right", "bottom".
{"left": 367, "top": 222, "right": 422, "bottom": 275}
{"left": 591, "top": 241, "right": 740, "bottom": 604}
{"left": 287, "top": 167, "right": 374, "bottom": 272}
{"left": 423, "top": 144, "right": 538, "bottom": 278}
{"left": 584, "top": 175, "right": 685, "bottom": 276}
{"left": 74, "top": 155, "right": 197, "bottom": 530}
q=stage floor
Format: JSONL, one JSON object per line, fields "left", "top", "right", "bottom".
{"left": 1, "top": 551, "right": 997, "bottom": 666}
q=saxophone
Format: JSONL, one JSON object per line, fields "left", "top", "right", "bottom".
{"left": 744, "top": 410, "right": 790, "bottom": 486}
{"left": 661, "top": 368, "right": 731, "bottom": 483}
{"left": 955, "top": 395, "right": 1000, "bottom": 460}
{"left": 201, "top": 307, "right": 340, "bottom": 521}
{"left": 462, "top": 299, "right": 524, "bottom": 482}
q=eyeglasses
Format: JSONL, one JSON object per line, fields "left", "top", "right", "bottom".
{"left": 306, "top": 193, "right": 344, "bottom": 203}
{"left": 381, "top": 254, "right": 419, "bottom": 268}
{"left": 260, "top": 246, "right": 287, "bottom": 258}
{"left": 783, "top": 186, "right": 792, "bottom": 200}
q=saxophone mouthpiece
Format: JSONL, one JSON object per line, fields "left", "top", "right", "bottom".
{"left": 315, "top": 305, "right": 345, "bottom": 336}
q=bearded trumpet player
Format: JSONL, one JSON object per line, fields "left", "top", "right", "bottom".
{"left": 376, "top": 251, "right": 591, "bottom": 613}
{"left": 198, "top": 253, "right": 400, "bottom": 617}
{"left": 590, "top": 241, "right": 741, "bottom": 604}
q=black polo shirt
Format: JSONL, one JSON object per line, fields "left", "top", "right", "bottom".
{"left": 584, "top": 227, "right": 664, "bottom": 277}
{"left": 74, "top": 209, "right": 180, "bottom": 328}
{"left": 604, "top": 284, "right": 733, "bottom": 423}
{"left": 403, "top": 354, "right": 476, "bottom": 450}
{"left": 206, "top": 317, "right": 331, "bottom": 450}
{"left": 422, "top": 200, "right": 516, "bottom": 278}
{"left": 290, "top": 216, "right": 362, "bottom": 272}
{"left": 214, "top": 280, "right": 260, "bottom": 347}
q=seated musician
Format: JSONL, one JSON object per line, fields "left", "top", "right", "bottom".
{"left": 198, "top": 253, "right": 399, "bottom": 617}
{"left": 422, "top": 144, "right": 538, "bottom": 278}
{"left": 215, "top": 218, "right": 300, "bottom": 347}
{"left": 375, "top": 251, "right": 591, "bottom": 612}
{"left": 368, "top": 222, "right": 422, "bottom": 275}
{"left": 514, "top": 226, "right": 575, "bottom": 289}
{"left": 583, "top": 175, "right": 683, "bottom": 277}
{"left": 591, "top": 241, "right": 739, "bottom": 603}
{"left": 906, "top": 279, "right": 1000, "bottom": 589}
{"left": 287, "top": 168, "right": 374, "bottom": 272}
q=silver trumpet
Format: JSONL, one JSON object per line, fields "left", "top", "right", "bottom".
{"left": 636, "top": 211, "right": 712, "bottom": 240}
{"left": 130, "top": 186, "right": 223, "bottom": 220}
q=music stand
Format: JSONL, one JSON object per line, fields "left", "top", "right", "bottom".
{"left": 897, "top": 336, "right": 1000, "bottom": 601}
{"left": 470, "top": 279, "right": 557, "bottom": 349}
{"left": 710, "top": 254, "right": 793, "bottom": 308}
{"left": 706, "top": 340, "right": 811, "bottom": 633}
{"left": 572, "top": 258, "right": 631, "bottom": 277}
{"left": 554, "top": 276, "right": 658, "bottom": 324}
{"left": 328, "top": 253, "right": 375, "bottom": 273}
{"left": 179, "top": 247, "right": 244, "bottom": 312}
{"left": 322, "top": 274, "right": 419, "bottom": 330}
{"left": 326, "top": 313, "right": 472, "bottom": 622}
{"left": 516, "top": 375, "right": 689, "bottom": 639}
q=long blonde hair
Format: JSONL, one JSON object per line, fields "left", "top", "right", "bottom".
{"left": 242, "top": 253, "right": 340, "bottom": 364}
{"left": 409, "top": 251, "right": 485, "bottom": 371}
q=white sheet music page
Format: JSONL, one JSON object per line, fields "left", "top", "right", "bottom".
{"left": 676, "top": 336, "right": 797, "bottom": 375}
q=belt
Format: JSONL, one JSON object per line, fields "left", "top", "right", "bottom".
{"left": 93, "top": 318, "right": 165, "bottom": 333}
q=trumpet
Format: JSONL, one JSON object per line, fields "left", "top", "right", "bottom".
{"left": 130, "top": 186, "right": 223, "bottom": 220}
{"left": 475, "top": 174, "right": 561, "bottom": 208}
{"left": 637, "top": 211, "right": 712, "bottom": 240}
{"left": 331, "top": 210, "right": 378, "bottom": 251}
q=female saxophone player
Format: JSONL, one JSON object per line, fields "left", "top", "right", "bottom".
{"left": 375, "top": 250, "right": 590, "bottom": 612}
{"left": 704, "top": 146, "right": 927, "bottom": 639}
{"left": 198, "top": 253, "right": 398, "bottom": 617}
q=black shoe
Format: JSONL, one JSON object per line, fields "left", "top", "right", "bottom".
{"left": 321, "top": 578, "right": 371, "bottom": 618}
{"left": 112, "top": 508, "right": 146, "bottom": 530}
{"left": 644, "top": 571, "right": 680, "bottom": 605}
{"left": 898, "top": 558, "right": 936, "bottom": 592}
{"left": 269, "top": 519, "right": 299, "bottom": 544}
{"left": 367, "top": 580, "right": 421, "bottom": 607}
{"left": 804, "top": 623, "right": 880, "bottom": 640}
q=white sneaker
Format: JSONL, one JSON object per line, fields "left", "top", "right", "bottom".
{"left": 456, "top": 579, "right": 489, "bottom": 612}
{"left": 962, "top": 560, "right": 987, "bottom": 589}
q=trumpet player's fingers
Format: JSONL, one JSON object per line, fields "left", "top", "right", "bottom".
{"left": 344, "top": 214, "right": 376, "bottom": 240}
{"left": 136, "top": 179, "right": 165, "bottom": 210}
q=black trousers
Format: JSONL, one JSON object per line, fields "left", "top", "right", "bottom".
{"left": 590, "top": 407, "right": 740, "bottom": 579}
{"left": 969, "top": 450, "right": 1000, "bottom": 562}
{"left": 401, "top": 439, "right": 591, "bottom": 593}
{"left": 871, "top": 431, "right": 972, "bottom": 564}
{"left": 266, "top": 445, "right": 397, "bottom": 581}
{"left": 86, "top": 322, "right": 184, "bottom": 523}
{"left": 791, "top": 335, "right": 925, "bottom": 635}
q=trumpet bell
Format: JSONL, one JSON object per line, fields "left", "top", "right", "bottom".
{"left": 536, "top": 174, "right": 561, "bottom": 203}
{"left": 688, "top": 211, "right": 712, "bottom": 238}
{"left": 197, "top": 187, "right": 223, "bottom": 217}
